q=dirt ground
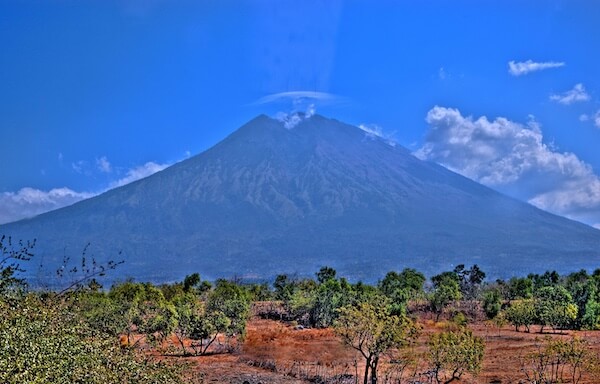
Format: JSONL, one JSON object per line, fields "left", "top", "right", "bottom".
{"left": 163, "top": 315, "right": 600, "bottom": 384}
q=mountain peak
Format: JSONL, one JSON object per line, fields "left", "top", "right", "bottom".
{"left": 3, "top": 114, "right": 600, "bottom": 283}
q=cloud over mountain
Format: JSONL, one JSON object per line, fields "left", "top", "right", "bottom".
{"left": 416, "top": 106, "right": 600, "bottom": 224}
{"left": 0, "top": 187, "right": 94, "bottom": 225}
{"left": 0, "top": 161, "right": 171, "bottom": 224}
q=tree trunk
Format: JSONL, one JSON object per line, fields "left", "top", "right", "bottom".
{"left": 364, "top": 356, "right": 371, "bottom": 384}
{"left": 370, "top": 356, "right": 379, "bottom": 384}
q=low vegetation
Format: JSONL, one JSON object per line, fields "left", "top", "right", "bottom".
{"left": 3, "top": 236, "right": 600, "bottom": 383}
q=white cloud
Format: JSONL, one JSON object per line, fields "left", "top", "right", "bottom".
{"left": 550, "top": 83, "right": 590, "bottom": 105}
{"left": 275, "top": 102, "right": 318, "bottom": 129}
{"left": 96, "top": 156, "right": 112, "bottom": 173}
{"left": 109, "top": 161, "right": 169, "bottom": 188}
{"left": 580, "top": 114, "right": 590, "bottom": 122}
{"left": 0, "top": 187, "right": 94, "bottom": 225}
{"left": 595, "top": 111, "right": 600, "bottom": 128}
{"left": 0, "top": 161, "right": 172, "bottom": 224}
{"left": 508, "top": 60, "right": 565, "bottom": 76}
{"left": 416, "top": 106, "right": 600, "bottom": 225}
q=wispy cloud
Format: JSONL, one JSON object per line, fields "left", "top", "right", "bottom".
{"left": 358, "top": 123, "right": 397, "bottom": 146}
{"left": 71, "top": 160, "right": 87, "bottom": 174}
{"left": 550, "top": 83, "right": 590, "bottom": 105}
{"left": 508, "top": 60, "right": 565, "bottom": 76}
{"left": 254, "top": 91, "right": 339, "bottom": 105}
{"left": 438, "top": 67, "right": 447, "bottom": 80}
{"left": 416, "top": 106, "right": 600, "bottom": 226}
{"left": 0, "top": 161, "right": 173, "bottom": 225}
{"left": 109, "top": 161, "right": 169, "bottom": 188}
{"left": 595, "top": 111, "right": 600, "bottom": 128}
{"left": 96, "top": 156, "right": 112, "bottom": 173}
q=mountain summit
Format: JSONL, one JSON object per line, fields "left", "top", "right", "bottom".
{"left": 3, "top": 114, "right": 600, "bottom": 282}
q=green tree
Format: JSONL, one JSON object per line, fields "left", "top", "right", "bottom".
{"left": 273, "top": 274, "right": 296, "bottom": 301}
{"left": 453, "top": 264, "right": 486, "bottom": 300}
{"left": 535, "top": 285, "right": 578, "bottom": 332}
{"left": 565, "top": 276, "right": 595, "bottom": 330}
{"left": 183, "top": 273, "right": 201, "bottom": 292}
{"left": 310, "top": 277, "right": 358, "bottom": 327}
{"left": 108, "top": 282, "right": 178, "bottom": 347}
{"left": 504, "top": 299, "right": 536, "bottom": 332}
{"left": 507, "top": 277, "right": 534, "bottom": 300}
{"left": 316, "top": 266, "right": 337, "bottom": 284}
{"left": 206, "top": 279, "right": 250, "bottom": 348}
{"left": 334, "top": 299, "right": 419, "bottom": 384}
{"left": 311, "top": 278, "right": 342, "bottom": 327}
{"left": 244, "top": 282, "right": 273, "bottom": 301}
{"left": 529, "top": 270, "right": 560, "bottom": 293}
{"left": 430, "top": 274, "right": 462, "bottom": 321}
{"left": 482, "top": 288, "right": 502, "bottom": 319}
{"left": 191, "top": 308, "right": 231, "bottom": 355}
{"left": 171, "top": 292, "right": 204, "bottom": 355}
{"left": 379, "top": 268, "right": 425, "bottom": 315}
{"left": 582, "top": 298, "right": 600, "bottom": 330}
{"left": 431, "top": 271, "right": 460, "bottom": 288}
{"left": 428, "top": 328, "right": 485, "bottom": 384}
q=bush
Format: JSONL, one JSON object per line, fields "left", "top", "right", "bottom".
{"left": 0, "top": 293, "right": 186, "bottom": 384}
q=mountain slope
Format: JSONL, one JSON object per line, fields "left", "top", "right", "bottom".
{"left": 3, "top": 114, "right": 600, "bottom": 283}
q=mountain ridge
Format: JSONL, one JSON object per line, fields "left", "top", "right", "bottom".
{"left": 2, "top": 114, "right": 600, "bottom": 283}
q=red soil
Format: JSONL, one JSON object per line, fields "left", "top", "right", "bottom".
{"left": 156, "top": 315, "right": 600, "bottom": 383}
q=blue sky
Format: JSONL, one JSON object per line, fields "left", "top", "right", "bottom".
{"left": 2, "top": 0, "right": 600, "bottom": 226}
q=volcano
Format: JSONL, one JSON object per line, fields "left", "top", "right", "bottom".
{"left": 3, "top": 114, "right": 600, "bottom": 283}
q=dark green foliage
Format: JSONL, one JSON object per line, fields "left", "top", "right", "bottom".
{"left": 275, "top": 269, "right": 382, "bottom": 328}
{"left": 110, "top": 282, "right": 178, "bottom": 345}
{"left": 206, "top": 279, "right": 250, "bottom": 341}
{"left": 529, "top": 270, "right": 561, "bottom": 293}
{"left": 316, "top": 266, "right": 337, "bottom": 284}
{"left": 430, "top": 273, "right": 462, "bottom": 321}
{"left": 244, "top": 282, "right": 273, "bottom": 301}
{"left": 507, "top": 277, "right": 534, "bottom": 300}
{"left": 311, "top": 277, "right": 359, "bottom": 328}
{"left": 482, "top": 289, "right": 502, "bottom": 319}
{"left": 453, "top": 264, "right": 486, "bottom": 300}
{"left": 273, "top": 274, "right": 295, "bottom": 301}
{"left": 379, "top": 268, "right": 426, "bottom": 315}
{"left": 183, "top": 273, "right": 201, "bottom": 292}
{"left": 431, "top": 271, "right": 460, "bottom": 288}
